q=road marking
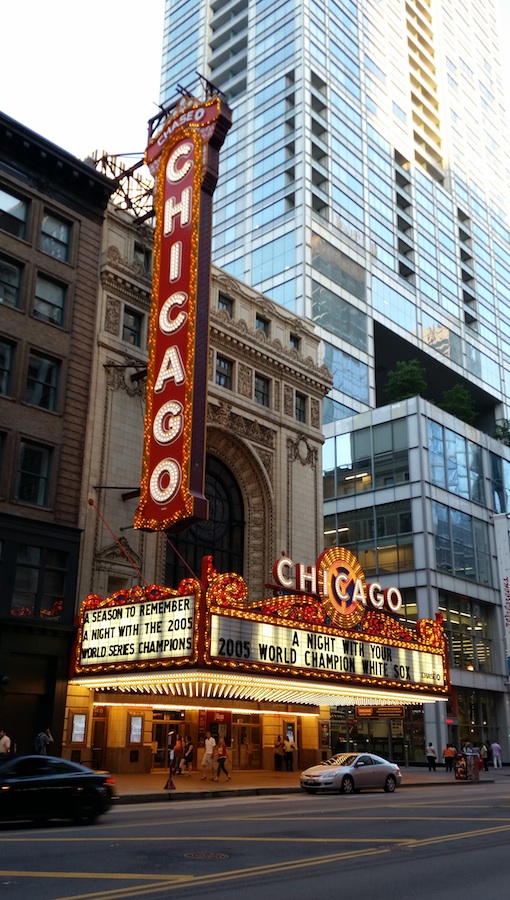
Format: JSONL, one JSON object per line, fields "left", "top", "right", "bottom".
{"left": 0, "top": 847, "right": 393, "bottom": 900}
{"left": 3, "top": 822, "right": 510, "bottom": 900}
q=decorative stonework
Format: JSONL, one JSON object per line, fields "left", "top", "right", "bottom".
{"left": 95, "top": 536, "right": 142, "bottom": 568}
{"left": 208, "top": 426, "right": 273, "bottom": 599}
{"left": 105, "top": 297, "right": 120, "bottom": 335}
{"left": 238, "top": 363, "right": 252, "bottom": 397}
{"left": 105, "top": 243, "right": 152, "bottom": 289}
{"left": 210, "top": 304, "right": 333, "bottom": 391}
{"left": 284, "top": 384, "right": 294, "bottom": 416}
{"left": 310, "top": 398, "right": 320, "bottom": 429}
{"left": 208, "top": 401, "right": 276, "bottom": 451}
{"left": 287, "top": 435, "right": 317, "bottom": 468}
{"left": 274, "top": 380, "right": 280, "bottom": 412}
{"left": 105, "top": 356, "right": 146, "bottom": 398}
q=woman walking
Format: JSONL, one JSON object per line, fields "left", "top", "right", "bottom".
{"left": 214, "top": 736, "right": 231, "bottom": 782}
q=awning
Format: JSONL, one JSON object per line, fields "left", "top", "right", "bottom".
{"left": 69, "top": 669, "right": 445, "bottom": 708}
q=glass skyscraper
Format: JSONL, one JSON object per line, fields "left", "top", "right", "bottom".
{"left": 160, "top": 2, "right": 510, "bottom": 758}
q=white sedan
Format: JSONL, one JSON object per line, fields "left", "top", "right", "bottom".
{"left": 300, "top": 752, "right": 402, "bottom": 794}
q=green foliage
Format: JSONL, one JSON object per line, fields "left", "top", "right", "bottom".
{"left": 439, "top": 384, "right": 476, "bottom": 424}
{"left": 385, "top": 359, "right": 427, "bottom": 402}
{"left": 493, "top": 420, "right": 510, "bottom": 446}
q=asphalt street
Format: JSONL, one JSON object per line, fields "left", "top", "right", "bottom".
{"left": 1, "top": 780, "right": 509, "bottom": 899}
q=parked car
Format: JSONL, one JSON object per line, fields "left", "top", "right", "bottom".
{"left": 0, "top": 755, "right": 117, "bottom": 825}
{"left": 300, "top": 752, "right": 402, "bottom": 794}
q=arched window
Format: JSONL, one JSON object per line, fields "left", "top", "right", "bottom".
{"left": 165, "top": 454, "right": 245, "bottom": 587}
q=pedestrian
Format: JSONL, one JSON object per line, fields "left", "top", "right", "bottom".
{"left": 0, "top": 729, "right": 11, "bottom": 756}
{"left": 181, "top": 735, "right": 194, "bottom": 775}
{"left": 274, "top": 735, "right": 284, "bottom": 771}
{"left": 491, "top": 739, "right": 502, "bottom": 769}
{"left": 167, "top": 729, "right": 177, "bottom": 775}
{"left": 283, "top": 735, "right": 297, "bottom": 772}
{"left": 214, "top": 736, "right": 231, "bottom": 782}
{"left": 201, "top": 731, "right": 216, "bottom": 780}
{"left": 173, "top": 733, "right": 183, "bottom": 775}
{"left": 426, "top": 742, "right": 437, "bottom": 771}
{"left": 442, "top": 743, "right": 455, "bottom": 773}
{"left": 480, "top": 742, "right": 489, "bottom": 772}
{"left": 35, "top": 727, "right": 53, "bottom": 755}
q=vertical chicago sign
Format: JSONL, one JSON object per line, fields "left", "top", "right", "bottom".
{"left": 135, "top": 95, "right": 231, "bottom": 532}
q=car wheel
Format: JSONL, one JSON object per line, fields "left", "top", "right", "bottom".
{"left": 340, "top": 775, "right": 354, "bottom": 794}
{"left": 384, "top": 775, "right": 397, "bottom": 793}
{"left": 74, "top": 798, "right": 98, "bottom": 826}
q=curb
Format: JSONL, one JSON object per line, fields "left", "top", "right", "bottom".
{"left": 116, "top": 778, "right": 496, "bottom": 804}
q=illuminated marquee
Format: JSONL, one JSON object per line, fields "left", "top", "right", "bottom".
{"left": 205, "top": 552, "right": 449, "bottom": 696}
{"left": 273, "top": 547, "right": 403, "bottom": 627}
{"left": 135, "top": 96, "right": 231, "bottom": 531}
{"left": 208, "top": 614, "right": 446, "bottom": 690}
{"left": 74, "top": 582, "right": 201, "bottom": 674}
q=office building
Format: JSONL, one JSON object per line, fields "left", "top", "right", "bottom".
{"left": 0, "top": 112, "right": 113, "bottom": 753}
{"left": 160, "top": 0, "right": 510, "bottom": 758}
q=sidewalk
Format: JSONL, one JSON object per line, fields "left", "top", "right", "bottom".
{"left": 113, "top": 765, "right": 509, "bottom": 805}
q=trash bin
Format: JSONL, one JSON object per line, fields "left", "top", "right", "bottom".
{"left": 455, "top": 753, "right": 467, "bottom": 780}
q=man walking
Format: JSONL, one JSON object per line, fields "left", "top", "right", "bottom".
{"left": 491, "top": 739, "right": 502, "bottom": 769}
{"left": 201, "top": 731, "right": 216, "bottom": 780}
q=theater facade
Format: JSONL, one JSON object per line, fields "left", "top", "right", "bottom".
{"left": 67, "top": 547, "right": 449, "bottom": 773}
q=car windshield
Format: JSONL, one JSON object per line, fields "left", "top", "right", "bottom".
{"left": 324, "top": 754, "right": 357, "bottom": 767}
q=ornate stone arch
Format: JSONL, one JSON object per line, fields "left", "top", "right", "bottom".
{"left": 207, "top": 424, "right": 274, "bottom": 600}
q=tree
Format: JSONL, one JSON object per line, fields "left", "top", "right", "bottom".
{"left": 385, "top": 359, "right": 427, "bottom": 402}
{"left": 493, "top": 419, "right": 510, "bottom": 446}
{"left": 439, "top": 384, "right": 476, "bottom": 424}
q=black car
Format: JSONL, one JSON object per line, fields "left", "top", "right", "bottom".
{"left": 0, "top": 755, "right": 116, "bottom": 825}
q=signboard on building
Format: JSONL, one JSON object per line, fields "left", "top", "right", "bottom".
{"left": 135, "top": 95, "right": 231, "bottom": 532}
{"left": 204, "top": 548, "right": 449, "bottom": 698}
{"left": 73, "top": 548, "right": 448, "bottom": 701}
{"left": 492, "top": 513, "right": 510, "bottom": 676}
{"left": 74, "top": 584, "right": 201, "bottom": 674}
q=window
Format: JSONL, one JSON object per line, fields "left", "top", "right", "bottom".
{"left": 134, "top": 241, "right": 152, "bottom": 272}
{"left": 289, "top": 333, "right": 300, "bottom": 351}
{"left": 218, "top": 293, "right": 233, "bottom": 316}
{"left": 255, "top": 373, "right": 270, "bottom": 406}
{"left": 15, "top": 440, "right": 52, "bottom": 506}
{"left": 25, "top": 352, "right": 60, "bottom": 411}
{"left": 34, "top": 275, "right": 66, "bottom": 326}
{"left": 10, "top": 543, "right": 67, "bottom": 619}
{"left": 0, "top": 187, "right": 28, "bottom": 238}
{"left": 0, "top": 256, "right": 22, "bottom": 308}
{"left": 216, "top": 355, "right": 233, "bottom": 389}
{"left": 40, "top": 212, "right": 71, "bottom": 261}
{"left": 0, "top": 338, "right": 15, "bottom": 395}
{"left": 295, "top": 392, "right": 306, "bottom": 423}
{"left": 123, "top": 307, "right": 143, "bottom": 347}
{"left": 255, "top": 314, "right": 270, "bottom": 337}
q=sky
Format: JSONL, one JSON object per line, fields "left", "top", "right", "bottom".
{"left": 1, "top": 0, "right": 165, "bottom": 162}
{"left": 1, "top": 0, "right": 510, "bottom": 165}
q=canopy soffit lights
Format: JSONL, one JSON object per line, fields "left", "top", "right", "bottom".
{"left": 70, "top": 670, "right": 442, "bottom": 707}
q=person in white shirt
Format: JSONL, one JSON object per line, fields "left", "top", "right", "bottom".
{"left": 491, "top": 740, "right": 502, "bottom": 769}
{"left": 0, "top": 729, "right": 11, "bottom": 755}
{"left": 201, "top": 731, "right": 216, "bottom": 780}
